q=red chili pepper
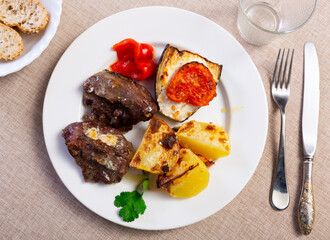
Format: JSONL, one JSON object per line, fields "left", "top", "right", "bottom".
{"left": 110, "top": 38, "right": 157, "bottom": 81}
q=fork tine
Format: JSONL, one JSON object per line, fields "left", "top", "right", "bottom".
{"left": 278, "top": 48, "right": 285, "bottom": 88}
{"left": 286, "top": 49, "right": 294, "bottom": 88}
{"left": 282, "top": 49, "right": 290, "bottom": 88}
{"left": 272, "top": 49, "right": 281, "bottom": 88}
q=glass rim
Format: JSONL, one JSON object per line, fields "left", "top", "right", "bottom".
{"left": 238, "top": 0, "right": 318, "bottom": 34}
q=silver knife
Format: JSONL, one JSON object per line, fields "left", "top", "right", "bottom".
{"left": 298, "top": 42, "right": 319, "bottom": 235}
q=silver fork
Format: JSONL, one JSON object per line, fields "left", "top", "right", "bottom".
{"left": 270, "top": 48, "right": 294, "bottom": 211}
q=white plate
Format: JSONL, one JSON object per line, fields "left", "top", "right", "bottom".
{"left": 43, "top": 7, "right": 268, "bottom": 230}
{"left": 0, "top": 0, "right": 62, "bottom": 77}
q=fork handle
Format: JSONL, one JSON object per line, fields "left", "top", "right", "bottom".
{"left": 298, "top": 158, "right": 315, "bottom": 235}
{"left": 271, "top": 111, "right": 289, "bottom": 210}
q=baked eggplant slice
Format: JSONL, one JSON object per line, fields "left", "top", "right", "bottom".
{"left": 155, "top": 45, "right": 222, "bottom": 122}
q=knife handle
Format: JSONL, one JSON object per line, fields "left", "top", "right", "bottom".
{"left": 298, "top": 159, "right": 315, "bottom": 235}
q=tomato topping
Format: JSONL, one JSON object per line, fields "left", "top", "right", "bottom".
{"left": 110, "top": 38, "right": 157, "bottom": 81}
{"left": 166, "top": 62, "right": 217, "bottom": 106}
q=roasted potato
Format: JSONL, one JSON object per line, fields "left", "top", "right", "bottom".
{"left": 157, "top": 148, "right": 209, "bottom": 198}
{"left": 197, "top": 154, "right": 215, "bottom": 167}
{"left": 176, "top": 121, "right": 230, "bottom": 160}
{"left": 129, "top": 116, "right": 179, "bottom": 174}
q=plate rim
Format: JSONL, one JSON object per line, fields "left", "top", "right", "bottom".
{"left": 43, "top": 6, "right": 268, "bottom": 230}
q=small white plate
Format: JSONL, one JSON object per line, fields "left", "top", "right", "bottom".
{"left": 0, "top": 0, "right": 62, "bottom": 77}
{"left": 43, "top": 7, "right": 268, "bottom": 230}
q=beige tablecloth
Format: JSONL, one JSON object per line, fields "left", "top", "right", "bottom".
{"left": 0, "top": 0, "right": 329, "bottom": 239}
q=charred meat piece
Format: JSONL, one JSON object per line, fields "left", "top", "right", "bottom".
{"left": 82, "top": 70, "right": 158, "bottom": 131}
{"left": 62, "top": 122, "right": 133, "bottom": 184}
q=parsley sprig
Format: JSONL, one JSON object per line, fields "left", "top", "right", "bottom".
{"left": 114, "top": 172, "right": 149, "bottom": 222}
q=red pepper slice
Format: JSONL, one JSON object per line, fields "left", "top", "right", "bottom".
{"left": 110, "top": 38, "right": 157, "bottom": 81}
{"left": 166, "top": 62, "right": 216, "bottom": 106}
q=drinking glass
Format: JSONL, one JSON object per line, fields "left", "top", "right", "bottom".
{"left": 237, "top": 0, "right": 317, "bottom": 45}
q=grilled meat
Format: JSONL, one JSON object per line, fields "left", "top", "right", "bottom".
{"left": 62, "top": 121, "right": 133, "bottom": 184}
{"left": 82, "top": 70, "right": 158, "bottom": 131}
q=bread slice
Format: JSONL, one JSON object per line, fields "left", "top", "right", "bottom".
{"left": 0, "top": 22, "right": 23, "bottom": 60}
{"left": 156, "top": 45, "right": 222, "bottom": 122}
{"left": 0, "top": 0, "right": 49, "bottom": 34}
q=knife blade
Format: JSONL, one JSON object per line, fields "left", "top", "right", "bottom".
{"left": 298, "top": 42, "right": 319, "bottom": 235}
{"left": 302, "top": 42, "right": 320, "bottom": 156}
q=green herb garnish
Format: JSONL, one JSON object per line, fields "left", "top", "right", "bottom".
{"left": 114, "top": 172, "right": 149, "bottom": 222}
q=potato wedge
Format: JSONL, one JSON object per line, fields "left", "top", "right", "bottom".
{"left": 197, "top": 154, "right": 215, "bottom": 167}
{"left": 157, "top": 148, "right": 209, "bottom": 198}
{"left": 129, "top": 116, "right": 179, "bottom": 174}
{"left": 176, "top": 121, "right": 230, "bottom": 160}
